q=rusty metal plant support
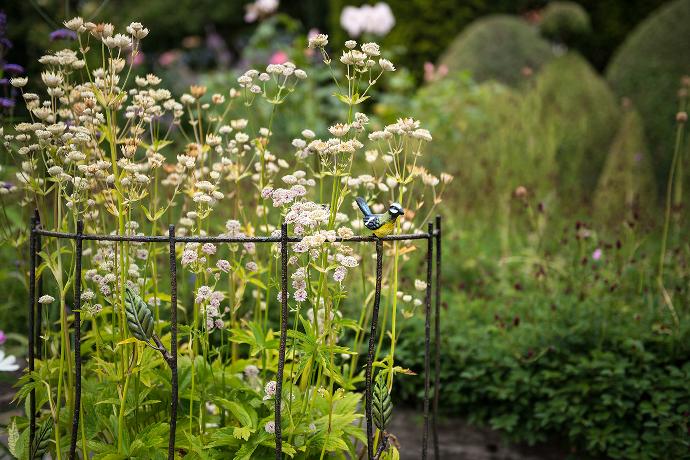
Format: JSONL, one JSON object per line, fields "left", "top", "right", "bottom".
{"left": 27, "top": 212, "right": 443, "bottom": 460}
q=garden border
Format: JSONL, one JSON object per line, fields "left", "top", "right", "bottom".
{"left": 27, "top": 210, "right": 443, "bottom": 460}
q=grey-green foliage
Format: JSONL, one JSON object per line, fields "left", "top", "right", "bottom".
{"left": 372, "top": 373, "right": 392, "bottom": 431}
{"left": 594, "top": 109, "right": 656, "bottom": 225}
{"left": 539, "top": 1, "right": 591, "bottom": 45}
{"left": 125, "top": 287, "right": 154, "bottom": 343}
{"left": 533, "top": 53, "right": 620, "bottom": 203}
{"left": 30, "top": 419, "right": 52, "bottom": 460}
{"left": 412, "top": 74, "right": 561, "bottom": 221}
{"left": 606, "top": 0, "right": 690, "bottom": 193}
{"left": 439, "top": 15, "right": 554, "bottom": 87}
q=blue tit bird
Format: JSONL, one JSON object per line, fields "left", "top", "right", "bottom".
{"left": 355, "top": 197, "right": 404, "bottom": 238}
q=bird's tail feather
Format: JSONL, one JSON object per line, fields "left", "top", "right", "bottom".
{"left": 355, "top": 197, "right": 372, "bottom": 217}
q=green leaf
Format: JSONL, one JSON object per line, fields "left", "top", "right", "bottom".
{"left": 215, "top": 398, "right": 256, "bottom": 428}
{"left": 372, "top": 373, "right": 392, "bottom": 431}
{"left": 30, "top": 419, "right": 52, "bottom": 459}
{"left": 124, "top": 287, "right": 154, "bottom": 343}
{"left": 233, "top": 426, "right": 252, "bottom": 441}
{"left": 8, "top": 419, "right": 19, "bottom": 457}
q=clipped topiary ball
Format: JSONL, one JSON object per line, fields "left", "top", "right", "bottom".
{"left": 533, "top": 53, "right": 620, "bottom": 204}
{"left": 606, "top": 0, "right": 690, "bottom": 195}
{"left": 439, "top": 15, "right": 554, "bottom": 87}
{"left": 593, "top": 108, "right": 656, "bottom": 226}
{"left": 539, "top": 1, "right": 591, "bottom": 45}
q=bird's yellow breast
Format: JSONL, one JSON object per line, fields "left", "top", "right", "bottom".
{"left": 373, "top": 221, "right": 395, "bottom": 238}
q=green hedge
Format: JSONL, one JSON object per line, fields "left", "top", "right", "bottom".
{"left": 439, "top": 15, "right": 553, "bottom": 87}
{"left": 606, "top": 0, "right": 690, "bottom": 196}
{"left": 594, "top": 109, "right": 657, "bottom": 226}
{"left": 532, "top": 53, "right": 620, "bottom": 203}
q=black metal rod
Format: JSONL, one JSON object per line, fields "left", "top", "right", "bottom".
{"left": 275, "top": 222, "right": 288, "bottom": 459}
{"left": 69, "top": 220, "right": 84, "bottom": 460}
{"left": 433, "top": 216, "right": 442, "bottom": 459}
{"left": 168, "top": 225, "right": 178, "bottom": 460}
{"left": 28, "top": 211, "right": 37, "bottom": 446}
{"left": 34, "top": 229, "right": 431, "bottom": 244}
{"left": 422, "top": 222, "right": 434, "bottom": 459}
{"left": 365, "top": 238, "right": 384, "bottom": 460}
{"left": 35, "top": 210, "right": 43, "bottom": 361}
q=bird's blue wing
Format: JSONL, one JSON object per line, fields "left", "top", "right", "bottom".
{"left": 364, "top": 215, "right": 381, "bottom": 230}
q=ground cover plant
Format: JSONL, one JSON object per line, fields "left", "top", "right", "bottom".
{"left": 0, "top": 17, "right": 451, "bottom": 459}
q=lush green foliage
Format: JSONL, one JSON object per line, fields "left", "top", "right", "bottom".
{"left": 606, "top": 0, "right": 690, "bottom": 192}
{"left": 439, "top": 15, "right": 553, "bottom": 87}
{"left": 539, "top": 1, "right": 591, "bottom": 45}
{"left": 594, "top": 109, "right": 657, "bottom": 226}
{"left": 532, "top": 53, "right": 620, "bottom": 201}
{"left": 396, "top": 222, "right": 690, "bottom": 458}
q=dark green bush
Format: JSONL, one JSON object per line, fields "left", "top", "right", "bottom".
{"left": 539, "top": 1, "right": 591, "bottom": 45}
{"left": 395, "top": 291, "right": 690, "bottom": 458}
{"left": 594, "top": 109, "right": 657, "bottom": 226}
{"left": 439, "top": 15, "right": 553, "bottom": 86}
{"left": 606, "top": 0, "right": 690, "bottom": 196}
{"left": 532, "top": 53, "right": 620, "bottom": 203}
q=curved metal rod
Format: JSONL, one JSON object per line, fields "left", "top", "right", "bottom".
{"left": 28, "top": 212, "right": 38, "bottom": 446}
{"left": 433, "top": 216, "right": 442, "bottom": 459}
{"left": 34, "top": 228, "right": 433, "bottom": 243}
{"left": 168, "top": 225, "right": 178, "bottom": 460}
{"left": 69, "top": 220, "right": 84, "bottom": 460}
{"left": 275, "top": 223, "right": 289, "bottom": 459}
{"left": 365, "top": 238, "right": 384, "bottom": 460}
{"left": 422, "top": 222, "right": 434, "bottom": 459}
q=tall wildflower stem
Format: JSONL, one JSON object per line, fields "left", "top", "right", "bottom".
{"left": 657, "top": 109, "right": 686, "bottom": 328}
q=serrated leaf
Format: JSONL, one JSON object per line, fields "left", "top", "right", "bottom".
{"left": 30, "top": 419, "right": 52, "bottom": 459}
{"left": 8, "top": 419, "right": 18, "bottom": 457}
{"left": 372, "top": 373, "right": 392, "bottom": 431}
{"left": 233, "top": 426, "right": 251, "bottom": 441}
{"left": 124, "top": 287, "right": 154, "bottom": 343}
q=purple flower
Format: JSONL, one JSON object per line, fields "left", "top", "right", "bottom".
{"left": 592, "top": 248, "right": 602, "bottom": 261}
{"left": 0, "top": 97, "right": 15, "bottom": 108}
{"left": 3, "top": 63, "right": 24, "bottom": 74}
{"left": 50, "top": 28, "right": 77, "bottom": 41}
{"left": 0, "top": 330, "right": 5, "bottom": 345}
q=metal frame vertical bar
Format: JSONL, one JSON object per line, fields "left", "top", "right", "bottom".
{"left": 28, "top": 211, "right": 37, "bottom": 446}
{"left": 35, "top": 210, "right": 43, "bottom": 361}
{"left": 433, "top": 216, "right": 442, "bottom": 459}
{"left": 422, "top": 222, "right": 434, "bottom": 459}
{"left": 365, "top": 238, "right": 384, "bottom": 460}
{"left": 168, "top": 225, "right": 178, "bottom": 460}
{"left": 275, "top": 222, "right": 288, "bottom": 459}
{"left": 69, "top": 220, "right": 84, "bottom": 460}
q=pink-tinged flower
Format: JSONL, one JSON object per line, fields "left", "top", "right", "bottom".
{"left": 592, "top": 248, "right": 602, "bottom": 261}
{"left": 0, "top": 330, "right": 6, "bottom": 345}
{"left": 269, "top": 50, "right": 288, "bottom": 65}
{"left": 128, "top": 51, "right": 145, "bottom": 67}
{"left": 158, "top": 50, "right": 180, "bottom": 67}
{"left": 294, "top": 289, "right": 307, "bottom": 302}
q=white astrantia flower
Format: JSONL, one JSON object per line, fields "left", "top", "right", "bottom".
{"left": 38, "top": 295, "right": 55, "bottom": 304}
{"left": 0, "top": 350, "right": 19, "bottom": 372}
{"left": 415, "top": 279, "right": 427, "bottom": 291}
{"left": 10, "top": 77, "right": 28, "bottom": 88}
{"left": 378, "top": 58, "right": 395, "bottom": 72}
{"left": 308, "top": 33, "right": 328, "bottom": 49}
